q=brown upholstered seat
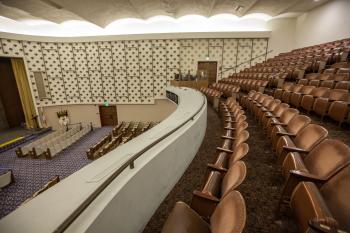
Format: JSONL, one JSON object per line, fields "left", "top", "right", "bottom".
{"left": 274, "top": 83, "right": 293, "bottom": 99}
{"left": 275, "top": 124, "right": 328, "bottom": 164}
{"left": 327, "top": 94, "right": 350, "bottom": 126}
{"left": 270, "top": 115, "right": 311, "bottom": 150}
{"left": 261, "top": 103, "right": 289, "bottom": 128}
{"left": 281, "top": 84, "right": 303, "bottom": 103}
{"left": 290, "top": 164, "right": 350, "bottom": 232}
{"left": 312, "top": 89, "right": 348, "bottom": 120}
{"left": 280, "top": 139, "right": 350, "bottom": 200}
{"left": 334, "top": 81, "right": 350, "bottom": 90}
{"left": 209, "top": 142, "right": 249, "bottom": 172}
{"left": 162, "top": 191, "right": 246, "bottom": 233}
{"left": 300, "top": 87, "right": 330, "bottom": 113}
{"left": 266, "top": 108, "right": 299, "bottom": 137}
{"left": 289, "top": 85, "right": 315, "bottom": 108}
{"left": 191, "top": 161, "right": 247, "bottom": 217}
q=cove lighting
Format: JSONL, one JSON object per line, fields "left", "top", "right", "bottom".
{"left": 0, "top": 13, "right": 273, "bottom": 37}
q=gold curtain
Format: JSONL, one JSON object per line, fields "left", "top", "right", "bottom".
{"left": 11, "top": 58, "right": 37, "bottom": 129}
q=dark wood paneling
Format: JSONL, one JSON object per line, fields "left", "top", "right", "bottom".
{"left": 0, "top": 57, "right": 25, "bottom": 128}
{"left": 99, "top": 106, "right": 118, "bottom": 126}
{"left": 198, "top": 61, "right": 218, "bottom": 84}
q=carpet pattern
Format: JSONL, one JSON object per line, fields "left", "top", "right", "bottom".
{"left": 0, "top": 126, "right": 113, "bottom": 219}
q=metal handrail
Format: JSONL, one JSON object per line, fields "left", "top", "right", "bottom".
{"left": 220, "top": 50, "right": 273, "bottom": 75}
{"left": 55, "top": 90, "right": 207, "bottom": 233}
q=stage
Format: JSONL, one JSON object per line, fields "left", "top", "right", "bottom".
{"left": 0, "top": 127, "right": 51, "bottom": 152}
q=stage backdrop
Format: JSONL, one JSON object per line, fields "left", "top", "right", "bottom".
{"left": 0, "top": 38, "right": 268, "bottom": 106}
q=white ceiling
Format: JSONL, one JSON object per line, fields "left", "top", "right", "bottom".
{"left": 0, "top": 0, "right": 330, "bottom": 28}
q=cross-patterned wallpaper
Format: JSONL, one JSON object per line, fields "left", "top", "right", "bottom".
{"left": 0, "top": 37, "right": 268, "bottom": 107}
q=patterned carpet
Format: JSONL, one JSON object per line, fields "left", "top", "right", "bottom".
{"left": 0, "top": 126, "right": 113, "bottom": 219}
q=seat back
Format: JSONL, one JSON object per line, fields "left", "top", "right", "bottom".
{"left": 221, "top": 161, "right": 247, "bottom": 197}
{"left": 328, "top": 89, "right": 348, "bottom": 101}
{"left": 304, "top": 139, "right": 350, "bottom": 178}
{"left": 310, "top": 87, "right": 330, "bottom": 98}
{"left": 294, "top": 124, "right": 328, "bottom": 151}
{"left": 210, "top": 191, "right": 246, "bottom": 233}
{"left": 279, "top": 108, "right": 299, "bottom": 124}
{"left": 272, "top": 103, "right": 290, "bottom": 117}
{"left": 300, "top": 85, "right": 315, "bottom": 95}
{"left": 320, "top": 164, "right": 350, "bottom": 231}
{"left": 334, "top": 81, "right": 350, "bottom": 90}
{"left": 229, "top": 143, "right": 249, "bottom": 165}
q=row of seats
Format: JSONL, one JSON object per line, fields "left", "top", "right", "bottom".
{"left": 199, "top": 87, "right": 222, "bottom": 105}
{"left": 274, "top": 83, "right": 350, "bottom": 125}
{"left": 223, "top": 38, "right": 350, "bottom": 91}
{"left": 16, "top": 124, "right": 91, "bottom": 159}
{"left": 86, "top": 121, "right": 154, "bottom": 160}
{"left": 161, "top": 97, "right": 249, "bottom": 233}
{"left": 219, "top": 77, "right": 269, "bottom": 93}
{"left": 209, "top": 83, "right": 240, "bottom": 98}
{"left": 242, "top": 90, "right": 350, "bottom": 232}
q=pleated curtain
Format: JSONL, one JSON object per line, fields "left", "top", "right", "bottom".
{"left": 10, "top": 58, "right": 37, "bottom": 129}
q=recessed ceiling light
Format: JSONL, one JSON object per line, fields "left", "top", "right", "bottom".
{"left": 314, "top": 0, "right": 320, "bottom": 2}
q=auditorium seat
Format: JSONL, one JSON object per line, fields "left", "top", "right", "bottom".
{"left": 289, "top": 86, "right": 315, "bottom": 107}
{"left": 265, "top": 108, "right": 299, "bottom": 136}
{"left": 290, "top": 164, "right": 350, "bottom": 232}
{"left": 261, "top": 103, "right": 289, "bottom": 128}
{"left": 161, "top": 190, "right": 246, "bottom": 233}
{"left": 209, "top": 142, "right": 249, "bottom": 172}
{"left": 312, "top": 89, "right": 349, "bottom": 120}
{"left": 280, "top": 139, "right": 350, "bottom": 199}
{"left": 300, "top": 87, "right": 330, "bottom": 113}
{"left": 334, "top": 80, "right": 350, "bottom": 90}
{"left": 191, "top": 161, "right": 246, "bottom": 217}
{"left": 327, "top": 94, "right": 350, "bottom": 126}
{"left": 275, "top": 124, "right": 328, "bottom": 164}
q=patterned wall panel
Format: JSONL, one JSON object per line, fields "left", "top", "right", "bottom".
{"left": 0, "top": 37, "right": 268, "bottom": 107}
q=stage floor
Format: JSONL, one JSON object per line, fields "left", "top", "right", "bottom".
{"left": 0, "top": 128, "right": 33, "bottom": 145}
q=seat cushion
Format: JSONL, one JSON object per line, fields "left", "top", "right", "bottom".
{"left": 161, "top": 202, "right": 211, "bottom": 233}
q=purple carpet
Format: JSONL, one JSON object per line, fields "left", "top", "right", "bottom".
{"left": 0, "top": 126, "right": 113, "bottom": 219}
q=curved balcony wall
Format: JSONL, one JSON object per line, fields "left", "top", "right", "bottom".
{"left": 0, "top": 86, "right": 207, "bottom": 233}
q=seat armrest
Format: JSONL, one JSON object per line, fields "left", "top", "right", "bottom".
{"left": 276, "top": 132, "right": 296, "bottom": 137}
{"left": 271, "top": 122, "right": 287, "bottom": 126}
{"left": 225, "top": 120, "right": 237, "bottom": 123}
{"left": 191, "top": 190, "right": 220, "bottom": 218}
{"left": 221, "top": 135, "right": 236, "bottom": 140}
{"left": 283, "top": 146, "right": 309, "bottom": 153}
{"left": 308, "top": 218, "right": 342, "bottom": 233}
{"left": 289, "top": 170, "right": 326, "bottom": 183}
{"left": 207, "top": 163, "right": 228, "bottom": 173}
{"left": 224, "top": 126, "right": 236, "bottom": 130}
{"left": 216, "top": 147, "right": 233, "bottom": 154}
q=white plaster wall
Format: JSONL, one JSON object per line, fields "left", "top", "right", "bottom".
{"left": 42, "top": 99, "right": 176, "bottom": 130}
{"left": 295, "top": 0, "right": 350, "bottom": 48}
{"left": 266, "top": 18, "right": 297, "bottom": 58}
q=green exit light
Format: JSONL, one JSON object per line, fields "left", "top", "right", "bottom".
{"left": 104, "top": 100, "right": 109, "bottom": 107}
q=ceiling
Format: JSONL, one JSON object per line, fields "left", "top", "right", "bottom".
{"left": 0, "top": 0, "right": 330, "bottom": 28}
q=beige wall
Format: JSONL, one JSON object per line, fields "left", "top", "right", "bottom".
{"left": 266, "top": 18, "right": 297, "bottom": 58}
{"left": 42, "top": 99, "right": 176, "bottom": 130}
{"left": 295, "top": 0, "right": 350, "bottom": 48}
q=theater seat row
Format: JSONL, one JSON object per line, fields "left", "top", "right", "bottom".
{"left": 274, "top": 83, "right": 350, "bottom": 125}
{"left": 209, "top": 83, "right": 240, "bottom": 98}
{"left": 242, "top": 90, "right": 350, "bottom": 232}
{"left": 161, "top": 97, "right": 249, "bottom": 233}
{"left": 200, "top": 87, "right": 223, "bottom": 105}
{"left": 219, "top": 77, "right": 269, "bottom": 93}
